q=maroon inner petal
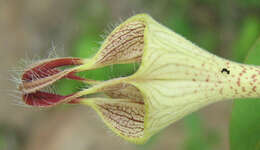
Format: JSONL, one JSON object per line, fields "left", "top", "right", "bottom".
{"left": 20, "top": 57, "right": 86, "bottom": 93}
{"left": 22, "top": 58, "right": 83, "bottom": 81}
{"left": 23, "top": 91, "right": 80, "bottom": 107}
{"left": 19, "top": 57, "right": 89, "bottom": 107}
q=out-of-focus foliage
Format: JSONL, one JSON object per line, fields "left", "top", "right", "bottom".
{"left": 237, "top": 0, "right": 260, "bottom": 7}
{"left": 182, "top": 115, "right": 219, "bottom": 150}
{"left": 231, "top": 18, "right": 260, "bottom": 62}
{"left": 0, "top": 135, "right": 5, "bottom": 150}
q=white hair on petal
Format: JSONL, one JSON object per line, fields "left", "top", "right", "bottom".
{"left": 8, "top": 43, "right": 68, "bottom": 108}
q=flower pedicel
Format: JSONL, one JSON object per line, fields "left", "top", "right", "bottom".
{"left": 18, "top": 14, "right": 260, "bottom": 144}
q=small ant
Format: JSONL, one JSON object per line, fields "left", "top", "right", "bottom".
{"left": 221, "top": 68, "right": 230, "bottom": 75}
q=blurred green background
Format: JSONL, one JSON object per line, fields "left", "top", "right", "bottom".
{"left": 0, "top": 0, "right": 260, "bottom": 150}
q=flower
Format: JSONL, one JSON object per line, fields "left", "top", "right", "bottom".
{"left": 18, "top": 14, "right": 260, "bottom": 144}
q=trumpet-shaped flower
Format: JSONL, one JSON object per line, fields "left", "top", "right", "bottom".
{"left": 18, "top": 14, "right": 260, "bottom": 144}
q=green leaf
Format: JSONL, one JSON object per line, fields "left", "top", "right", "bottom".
{"left": 244, "top": 38, "right": 260, "bottom": 64}
{"left": 231, "top": 17, "right": 260, "bottom": 62}
{"left": 230, "top": 37, "right": 260, "bottom": 150}
{"left": 182, "top": 114, "right": 220, "bottom": 150}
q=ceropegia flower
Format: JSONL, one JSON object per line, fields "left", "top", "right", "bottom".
{"left": 18, "top": 14, "right": 260, "bottom": 143}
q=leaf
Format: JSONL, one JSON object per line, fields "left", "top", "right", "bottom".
{"left": 182, "top": 114, "right": 220, "bottom": 150}
{"left": 230, "top": 37, "right": 260, "bottom": 150}
{"left": 232, "top": 17, "right": 260, "bottom": 62}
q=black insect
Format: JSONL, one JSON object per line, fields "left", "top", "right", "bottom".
{"left": 221, "top": 68, "right": 230, "bottom": 74}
